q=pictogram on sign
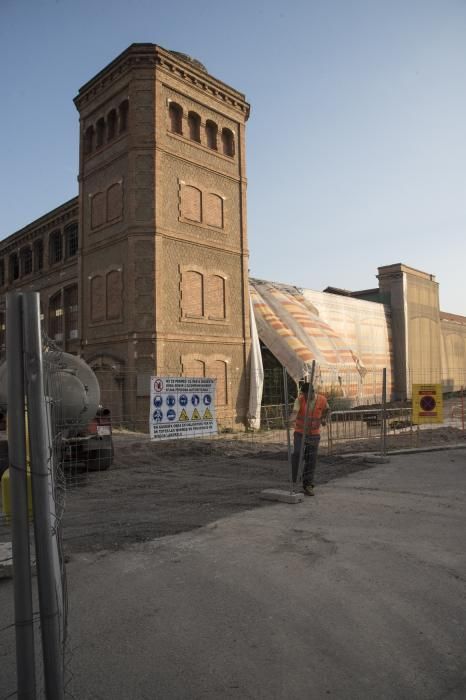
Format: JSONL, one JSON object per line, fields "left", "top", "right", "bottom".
{"left": 412, "top": 384, "right": 443, "bottom": 424}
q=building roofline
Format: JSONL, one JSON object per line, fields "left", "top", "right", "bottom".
{"left": 74, "top": 43, "right": 250, "bottom": 117}
{"left": 440, "top": 311, "right": 466, "bottom": 324}
{"left": 0, "top": 196, "right": 79, "bottom": 249}
{"left": 377, "top": 262, "right": 436, "bottom": 282}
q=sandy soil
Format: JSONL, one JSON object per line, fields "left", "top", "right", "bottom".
{"left": 61, "top": 425, "right": 465, "bottom": 555}
{"left": 61, "top": 434, "right": 369, "bottom": 555}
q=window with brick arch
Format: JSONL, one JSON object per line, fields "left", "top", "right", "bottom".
{"left": 183, "top": 270, "right": 204, "bottom": 317}
{"left": 49, "top": 231, "right": 62, "bottom": 264}
{"left": 188, "top": 111, "right": 201, "bottom": 142}
{"left": 65, "top": 223, "right": 78, "bottom": 258}
{"left": 91, "top": 192, "right": 105, "bottom": 229}
{"left": 33, "top": 239, "right": 43, "bottom": 271}
{"left": 211, "top": 360, "right": 228, "bottom": 406}
{"left": 90, "top": 275, "right": 105, "bottom": 322}
{"left": 204, "top": 193, "right": 223, "bottom": 228}
{"left": 181, "top": 185, "right": 202, "bottom": 222}
{"left": 107, "top": 183, "right": 123, "bottom": 222}
{"left": 107, "top": 109, "right": 117, "bottom": 141}
{"left": 96, "top": 118, "right": 106, "bottom": 148}
{"left": 206, "top": 275, "right": 226, "bottom": 319}
{"left": 20, "top": 246, "right": 33, "bottom": 276}
{"left": 119, "top": 100, "right": 129, "bottom": 133}
{"left": 84, "top": 125, "right": 94, "bottom": 154}
{"left": 64, "top": 285, "right": 78, "bottom": 340}
{"left": 9, "top": 253, "right": 19, "bottom": 282}
{"left": 221, "top": 128, "right": 235, "bottom": 157}
{"left": 169, "top": 102, "right": 183, "bottom": 135}
{"left": 205, "top": 120, "right": 218, "bottom": 150}
{"left": 188, "top": 359, "right": 205, "bottom": 377}
{"left": 49, "top": 292, "right": 63, "bottom": 343}
{"left": 106, "top": 269, "right": 122, "bottom": 320}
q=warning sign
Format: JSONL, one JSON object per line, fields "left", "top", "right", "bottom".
{"left": 412, "top": 384, "right": 443, "bottom": 424}
{"left": 149, "top": 376, "right": 217, "bottom": 440}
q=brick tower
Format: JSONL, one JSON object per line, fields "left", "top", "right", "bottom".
{"left": 74, "top": 44, "right": 251, "bottom": 428}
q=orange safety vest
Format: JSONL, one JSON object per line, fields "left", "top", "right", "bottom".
{"left": 295, "top": 393, "right": 328, "bottom": 435}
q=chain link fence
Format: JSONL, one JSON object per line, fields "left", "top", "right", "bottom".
{"left": 1, "top": 300, "right": 466, "bottom": 699}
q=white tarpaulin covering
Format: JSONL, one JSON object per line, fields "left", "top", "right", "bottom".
{"left": 247, "top": 296, "right": 264, "bottom": 429}
{"left": 249, "top": 278, "right": 393, "bottom": 406}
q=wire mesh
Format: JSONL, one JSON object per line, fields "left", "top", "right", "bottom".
{"left": 1, "top": 349, "right": 466, "bottom": 697}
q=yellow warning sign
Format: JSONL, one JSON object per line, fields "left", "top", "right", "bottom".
{"left": 203, "top": 407, "right": 213, "bottom": 420}
{"left": 192, "top": 408, "right": 201, "bottom": 420}
{"left": 412, "top": 384, "right": 443, "bottom": 424}
{"left": 178, "top": 408, "right": 189, "bottom": 422}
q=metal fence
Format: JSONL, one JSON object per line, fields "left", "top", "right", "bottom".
{"left": 1, "top": 298, "right": 466, "bottom": 699}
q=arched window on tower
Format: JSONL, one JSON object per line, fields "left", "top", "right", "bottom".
{"left": 188, "top": 111, "right": 201, "bottom": 142}
{"left": 107, "top": 109, "right": 117, "bottom": 141}
{"left": 169, "top": 102, "right": 183, "bottom": 135}
{"left": 182, "top": 270, "right": 204, "bottom": 318}
{"left": 221, "top": 128, "right": 235, "bottom": 157}
{"left": 211, "top": 360, "right": 228, "bottom": 406}
{"left": 96, "top": 118, "right": 106, "bottom": 148}
{"left": 206, "top": 120, "right": 218, "bottom": 150}
{"left": 84, "top": 125, "right": 94, "bottom": 154}
{"left": 119, "top": 100, "right": 129, "bottom": 133}
{"left": 188, "top": 359, "right": 205, "bottom": 378}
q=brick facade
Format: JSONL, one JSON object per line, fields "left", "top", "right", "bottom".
{"left": 0, "top": 44, "right": 251, "bottom": 429}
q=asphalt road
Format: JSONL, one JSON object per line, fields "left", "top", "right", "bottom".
{"left": 1, "top": 448, "right": 465, "bottom": 699}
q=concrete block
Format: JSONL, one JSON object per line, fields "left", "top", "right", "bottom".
{"left": 260, "top": 489, "right": 304, "bottom": 504}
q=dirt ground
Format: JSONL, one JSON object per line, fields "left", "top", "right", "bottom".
{"left": 61, "top": 425, "right": 465, "bottom": 555}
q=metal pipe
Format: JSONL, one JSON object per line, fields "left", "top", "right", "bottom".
{"left": 6, "top": 292, "right": 37, "bottom": 699}
{"left": 380, "top": 367, "right": 387, "bottom": 456}
{"left": 23, "top": 292, "right": 65, "bottom": 699}
{"left": 461, "top": 386, "right": 464, "bottom": 433}
{"left": 282, "top": 367, "right": 293, "bottom": 494}
{"left": 297, "top": 360, "right": 316, "bottom": 484}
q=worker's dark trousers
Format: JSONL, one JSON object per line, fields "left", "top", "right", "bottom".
{"left": 292, "top": 432, "right": 320, "bottom": 486}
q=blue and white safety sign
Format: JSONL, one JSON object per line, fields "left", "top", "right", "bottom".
{"left": 149, "top": 376, "right": 217, "bottom": 441}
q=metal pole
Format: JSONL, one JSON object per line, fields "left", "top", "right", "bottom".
{"left": 297, "top": 360, "right": 316, "bottom": 484}
{"left": 380, "top": 367, "right": 387, "bottom": 456}
{"left": 461, "top": 386, "right": 464, "bottom": 433}
{"left": 282, "top": 367, "right": 293, "bottom": 495}
{"left": 23, "top": 292, "right": 65, "bottom": 699}
{"left": 6, "top": 292, "right": 37, "bottom": 699}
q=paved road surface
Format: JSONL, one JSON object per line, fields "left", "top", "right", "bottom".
{"left": 1, "top": 449, "right": 465, "bottom": 699}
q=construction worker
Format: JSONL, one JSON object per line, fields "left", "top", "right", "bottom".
{"left": 288, "top": 382, "right": 329, "bottom": 496}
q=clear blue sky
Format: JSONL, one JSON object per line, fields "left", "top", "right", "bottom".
{"left": 1, "top": 0, "right": 465, "bottom": 313}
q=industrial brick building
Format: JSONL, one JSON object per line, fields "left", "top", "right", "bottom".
{"left": 0, "top": 44, "right": 251, "bottom": 427}
{"left": 1, "top": 43, "right": 466, "bottom": 428}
